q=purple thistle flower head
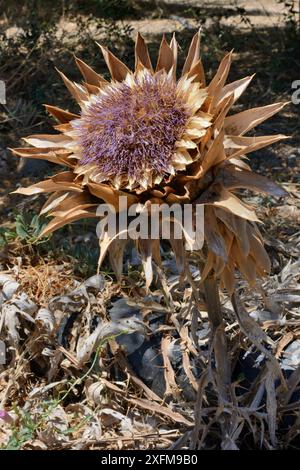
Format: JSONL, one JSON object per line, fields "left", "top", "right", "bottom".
{"left": 73, "top": 72, "right": 191, "bottom": 185}
{"left": 0, "top": 409, "right": 14, "bottom": 424}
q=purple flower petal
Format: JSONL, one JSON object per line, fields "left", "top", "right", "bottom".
{"left": 0, "top": 409, "right": 14, "bottom": 424}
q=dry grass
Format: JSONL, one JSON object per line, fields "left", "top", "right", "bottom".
{"left": 0, "top": 214, "right": 299, "bottom": 449}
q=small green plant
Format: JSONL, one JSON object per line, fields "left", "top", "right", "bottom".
{"left": 15, "top": 212, "right": 50, "bottom": 244}
{"left": 0, "top": 226, "right": 17, "bottom": 248}
{"left": 4, "top": 410, "right": 37, "bottom": 450}
{"left": 0, "top": 211, "right": 51, "bottom": 248}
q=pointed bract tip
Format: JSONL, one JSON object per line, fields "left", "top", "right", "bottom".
{"left": 55, "top": 67, "right": 67, "bottom": 80}
{"left": 279, "top": 134, "right": 290, "bottom": 139}
{"left": 96, "top": 41, "right": 106, "bottom": 53}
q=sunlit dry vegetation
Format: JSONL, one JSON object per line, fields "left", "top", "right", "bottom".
{"left": 0, "top": 0, "right": 300, "bottom": 450}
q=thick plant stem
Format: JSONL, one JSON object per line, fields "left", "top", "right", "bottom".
{"left": 203, "top": 275, "right": 231, "bottom": 402}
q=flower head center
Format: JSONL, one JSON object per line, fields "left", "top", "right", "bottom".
{"left": 74, "top": 72, "right": 190, "bottom": 185}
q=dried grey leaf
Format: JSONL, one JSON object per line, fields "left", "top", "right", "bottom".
{"left": 28, "top": 380, "right": 68, "bottom": 398}
{"left": 2, "top": 280, "right": 20, "bottom": 301}
{"left": 85, "top": 380, "right": 106, "bottom": 405}
{"left": 266, "top": 364, "right": 277, "bottom": 447}
{"left": 2, "top": 303, "right": 20, "bottom": 346}
{"left": 281, "top": 340, "right": 300, "bottom": 371}
{"left": 76, "top": 318, "right": 148, "bottom": 365}
{"left": 281, "top": 260, "right": 300, "bottom": 284}
{"left": 99, "top": 408, "right": 132, "bottom": 432}
{"left": 13, "top": 293, "right": 37, "bottom": 315}
{"left": 36, "top": 308, "right": 55, "bottom": 332}
{"left": 109, "top": 298, "right": 140, "bottom": 321}
{"left": 249, "top": 310, "right": 282, "bottom": 323}
{"left": 83, "top": 274, "right": 105, "bottom": 292}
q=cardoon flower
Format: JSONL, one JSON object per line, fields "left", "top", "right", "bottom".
{"left": 12, "top": 32, "right": 287, "bottom": 294}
